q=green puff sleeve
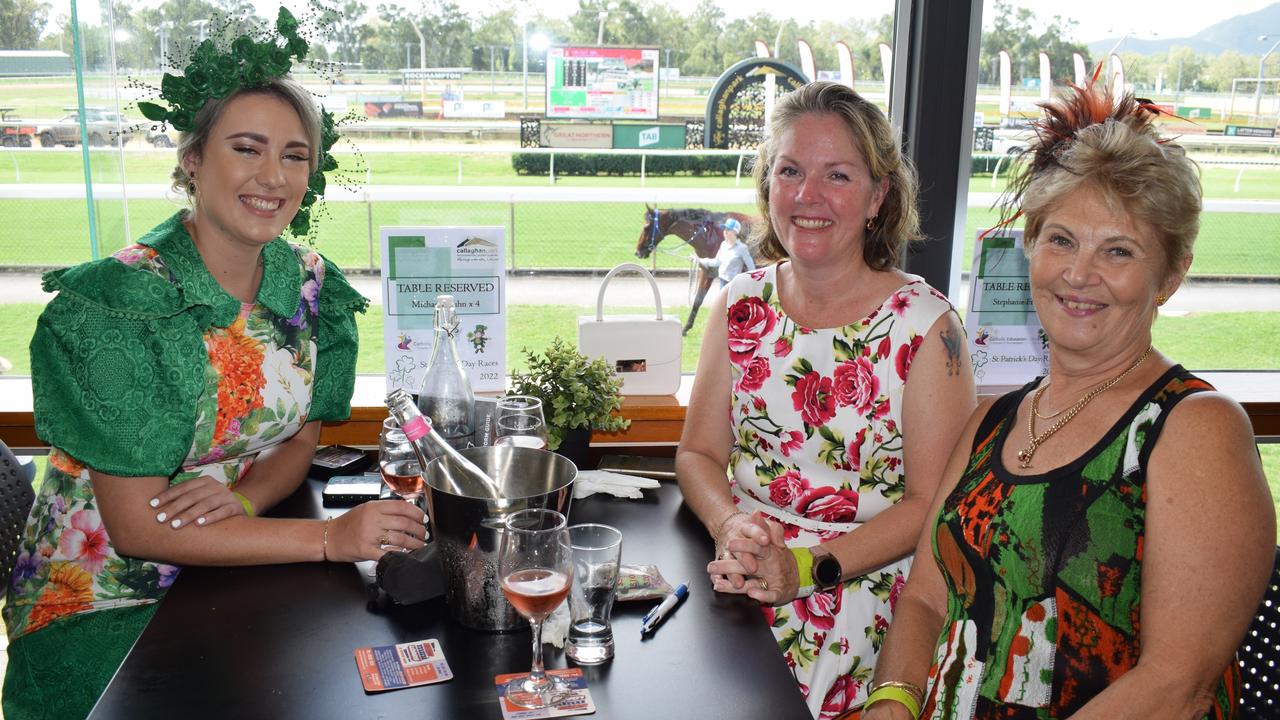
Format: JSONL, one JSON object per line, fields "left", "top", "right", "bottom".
{"left": 30, "top": 260, "right": 206, "bottom": 477}
{"left": 309, "top": 257, "right": 369, "bottom": 422}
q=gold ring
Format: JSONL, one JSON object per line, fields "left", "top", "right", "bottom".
{"left": 758, "top": 577, "right": 769, "bottom": 591}
{"left": 376, "top": 533, "right": 390, "bottom": 546}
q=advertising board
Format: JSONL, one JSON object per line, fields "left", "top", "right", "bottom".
{"left": 545, "top": 46, "right": 659, "bottom": 120}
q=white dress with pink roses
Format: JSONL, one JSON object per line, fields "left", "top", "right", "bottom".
{"left": 723, "top": 263, "right": 955, "bottom": 719}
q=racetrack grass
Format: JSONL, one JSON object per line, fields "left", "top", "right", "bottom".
{"left": 0, "top": 196, "right": 1272, "bottom": 277}
{"left": 4, "top": 149, "right": 1280, "bottom": 196}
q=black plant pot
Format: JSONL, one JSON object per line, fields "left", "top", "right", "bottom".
{"left": 554, "top": 427, "right": 591, "bottom": 471}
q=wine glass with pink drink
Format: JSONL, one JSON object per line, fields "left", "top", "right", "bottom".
{"left": 498, "top": 508, "right": 573, "bottom": 709}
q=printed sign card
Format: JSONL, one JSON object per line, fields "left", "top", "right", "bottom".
{"left": 495, "top": 668, "right": 596, "bottom": 719}
{"left": 380, "top": 227, "right": 506, "bottom": 394}
{"left": 354, "top": 638, "right": 453, "bottom": 692}
{"left": 963, "top": 228, "right": 1049, "bottom": 388}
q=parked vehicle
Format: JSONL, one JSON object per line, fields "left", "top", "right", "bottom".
{"left": 37, "top": 107, "right": 136, "bottom": 147}
{"left": 0, "top": 108, "right": 35, "bottom": 147}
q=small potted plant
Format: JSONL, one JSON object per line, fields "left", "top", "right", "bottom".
{"left": 510, "top": 337, "right": 630, "bottom": 466}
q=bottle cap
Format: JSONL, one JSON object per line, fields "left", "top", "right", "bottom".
{"left": 434, "top": 295, "right": 458, "bottom": 334}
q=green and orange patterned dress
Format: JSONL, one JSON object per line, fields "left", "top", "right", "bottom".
{"left": 3, "top": 213, "right": 366, "bottom": 720}
{"left": 925, "top": 366, "right": 1239, "bottom": 719}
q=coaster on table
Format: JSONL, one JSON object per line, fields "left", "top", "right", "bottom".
{"left": 494, "top": 667, "right": 596, "bottom": 719}
{"left": 354, "top": 638, "right": 453, "bottom": 692}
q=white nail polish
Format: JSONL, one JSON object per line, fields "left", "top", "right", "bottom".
{"left": 196, "top": 517, "right": 206, "bottom": 525}
{"left": 171, "top": 518, "right": 182, "bottom": 528}
{"left": 149, "top": 498, "right": 159, "bottom": 508}
{"left": 156, "top": 512, "right": 167, "bottom": 523}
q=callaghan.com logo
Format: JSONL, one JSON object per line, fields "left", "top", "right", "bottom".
{"left": 455, "top": 237, "right": 499, "bottom": 263}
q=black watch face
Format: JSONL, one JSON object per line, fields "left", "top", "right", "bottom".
{"left": 814, "top": 555, "right": 842, "bottom": 588}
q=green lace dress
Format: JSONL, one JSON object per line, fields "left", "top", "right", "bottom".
{"left": 2, "top": 213, "right": 367, "bottom": 720}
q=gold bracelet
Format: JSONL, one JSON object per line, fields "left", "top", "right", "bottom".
{"left": 869, "top": 680, "right": 924, "bottom": 713}
{"left": 321, "top": 518, "right": 331, "bottom": 562}
{"left": 712, "top": 510, "right": 746, "bottom": 543}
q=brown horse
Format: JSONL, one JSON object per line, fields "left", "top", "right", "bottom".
{"left": 635, "top": 205, "right": 758, "bottom": 335}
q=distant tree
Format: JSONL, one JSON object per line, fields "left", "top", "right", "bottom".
{"left": 316, "top": 0, "right": 370, "bottom": 67}
{"left": 1203, "top": 49, "right": 1252, "bottom": 93}
{"left": 0, "top": 0, "right": 52, "bottom": 48}
{"left": 471, "top": 3, "right": 518, "bottom": 71}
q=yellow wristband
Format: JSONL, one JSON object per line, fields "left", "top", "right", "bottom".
{"left": 232, "top": 491, "right": 255, "bottom": 518}
{"left": 789, "top": 546, "right": 815, "bottom": 586}
{"left": 863, "top": 685, "right": 921, "bottom": 719}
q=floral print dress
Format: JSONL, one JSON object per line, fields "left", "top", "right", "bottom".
{"left": 5, "top": 213, "right": 365, "bottom": 643}
{"left": 724, "top": 263, "right": 956, "bottom": 719}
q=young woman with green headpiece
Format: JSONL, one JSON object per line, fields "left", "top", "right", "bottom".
{"left": 2, "top": 10, "right": 426, "bottom": 718}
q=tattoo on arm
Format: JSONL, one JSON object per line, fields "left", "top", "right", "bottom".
{"left": 939, "top": 328, "right": 963, "bottom": 377}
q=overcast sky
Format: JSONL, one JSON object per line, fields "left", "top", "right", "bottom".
{"left": 55, "top": 0, "right": 1279, "bottom": 45}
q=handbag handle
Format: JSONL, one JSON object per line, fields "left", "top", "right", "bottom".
{"left": 596, "top": 263, "right": 664, "bottom": 322}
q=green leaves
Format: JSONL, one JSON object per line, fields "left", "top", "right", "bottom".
{"left": 509, "top": 336, "right": 629, "bottom": 451}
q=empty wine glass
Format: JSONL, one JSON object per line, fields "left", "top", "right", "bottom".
{"left": 494, "top": 396, "right": 548, "bottom": 450}
{"left": 380, "top": 417, "right": 424, "bottom": 503}
{"left": 499, "top": 508, "right": 573, "bottom": 709}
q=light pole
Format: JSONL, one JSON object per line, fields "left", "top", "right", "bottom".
{"left": 597, "top": 11, "right": 608, "bottom": 45}
{"left": 190, "top": 19, "right": 209, "bottom": 43}
{"left": 1254, "top": 35, "right": 1280, "bottom": 120}
{"left": 522, "top": 21, "right": 529, "bottom": 111}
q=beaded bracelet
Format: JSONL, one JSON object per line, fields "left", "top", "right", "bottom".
{"left": 232, "top": 491, "right": 255, "bottom": 518}
{"left": 321, "top": 518, "right": 331, "bottom": 562}
{"left": 863, "top": 684, "right": 922, "bottom": 719}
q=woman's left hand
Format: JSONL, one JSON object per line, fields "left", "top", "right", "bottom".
{"left": 708, "top": 516, "right": 800, "bottom": 605}
{"left": 149, "top": 475, "right": 247, "bottom": 530}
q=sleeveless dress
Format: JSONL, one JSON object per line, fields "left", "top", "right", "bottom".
{"left": 3, "top": 213, "right": 366, "bottom": 720}
{"left": 724, "top": 263, "right": 957, "bottom": 719}
{"left": 925, "top": 367, "right": 1240, "bottom": 719}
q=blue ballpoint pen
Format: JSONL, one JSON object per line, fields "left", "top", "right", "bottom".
{"left": 640, "top": 582, "right": 689, "bottom": 635}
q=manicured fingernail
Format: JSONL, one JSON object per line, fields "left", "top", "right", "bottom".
{"left": 156, "top": 512, "right": 167, "bottom": 523}
{"left": 196, "top": 517, "right": 206, "bottom": 526}
{"left": 149, "top": 498, "right": 159, "bottom": 508}
{"left": 170, "top": 518, "right": 182, "bottom": 528}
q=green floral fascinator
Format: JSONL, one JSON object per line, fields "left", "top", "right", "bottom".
{"left": 138, "top": 7, "right": 338, "bottom": 237}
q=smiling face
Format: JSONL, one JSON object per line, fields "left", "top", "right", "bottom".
{"left": 184, "top": 92, "right": 312, "bottom": 249}
{"left": 1029, "top": 184, "right": 1188, "bottom": 361}
{"left": 767, "top": 112, "right": 888, "bottom": 268}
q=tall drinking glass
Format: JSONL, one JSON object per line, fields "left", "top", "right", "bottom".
{"left": 380, "top": 417, "right": 424, "bottom": 503}
{"left": 566, "top": 523, "right": 622, "bottom": 664}
{"left": 499, "top": 508, "right": 573, "bottom": 709}
{"left": 494, "top": 396, "right": 548, "bottom": 450}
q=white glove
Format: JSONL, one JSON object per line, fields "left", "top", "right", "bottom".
{"left": 573, "top": 470, "right": 662, "bottom": 500}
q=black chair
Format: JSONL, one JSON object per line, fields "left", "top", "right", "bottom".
{"left": 1239, "top": 545, "right": 1280, "bottom": 719}
{"left": 0, "top": 440, "right": 35, "bottom": 587}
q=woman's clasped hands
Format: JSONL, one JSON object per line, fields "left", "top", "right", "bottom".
{"left": 707, "top": 510, "right": 800, "bottom": 606}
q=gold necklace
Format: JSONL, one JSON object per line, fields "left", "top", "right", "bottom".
{"left": 1017, "top": 346, "right": 1152, "bottom": 469}
{"left": 1032, "top": 381, "right": 1068, "bottom": 419}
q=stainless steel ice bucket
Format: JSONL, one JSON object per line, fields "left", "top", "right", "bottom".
{"left": 422, "top": 446, "right": 576, "bottom": 631}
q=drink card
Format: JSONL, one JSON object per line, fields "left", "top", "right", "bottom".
{"left": 354, "top": 638, "right": 453, "bottom": 692}
{"left": 494, "top": 668, "right": 596, "bottom": 719}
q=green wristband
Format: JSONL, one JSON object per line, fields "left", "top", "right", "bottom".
{"left": 232, "top": 491, "right": 255, "bottom": 518}
{"left": 789, "top": 546, "right": 814, "bottom": 586}
{"left": 863, "top": 685, "right": 921, "bottom": 719}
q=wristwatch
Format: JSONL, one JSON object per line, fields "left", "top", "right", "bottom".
{"left": 811, "top": 550, "right": 843, "bottom": 590}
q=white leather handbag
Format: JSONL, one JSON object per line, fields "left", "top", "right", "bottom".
{"left": 577, "top": 263, "right": 682, "bottom": 396}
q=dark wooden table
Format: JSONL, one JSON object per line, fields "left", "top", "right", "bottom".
{"left": 87, "top": 480, "right": 810, "bottom": 719}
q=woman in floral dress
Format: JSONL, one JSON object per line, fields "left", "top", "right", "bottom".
{"left": 677, "top": 81, "right": 977, "bottom": 718}
{"left": 3, "top": 77, "right": 427, "bottom": 720}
